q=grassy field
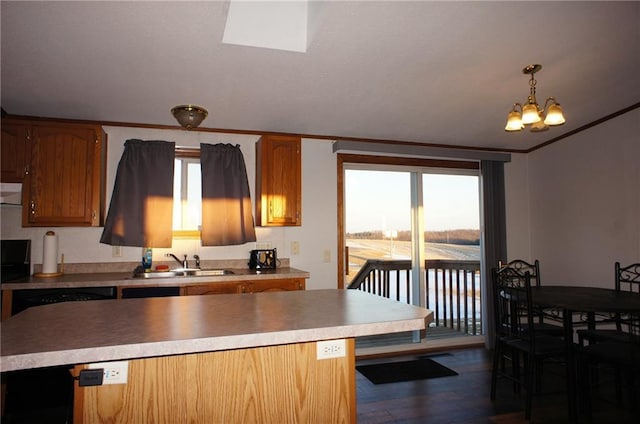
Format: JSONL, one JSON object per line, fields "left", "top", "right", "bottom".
{"left": 347, "top": 238, "right": 480, "bottom": 274}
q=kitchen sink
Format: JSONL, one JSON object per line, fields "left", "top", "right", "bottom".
{"left": 133, "top": 270, "right": 186, "bottom": 279}
{"left": 189, "top": 269, "right": 235, "bottom": 276}
{"left": 132, "top": 269, "right": 234, "bottom": 279}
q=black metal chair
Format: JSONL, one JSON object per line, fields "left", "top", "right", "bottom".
{"left": 575, "top": 262, "right": 640, "bottom": 418}
{"left": 490, "top": 268, "right": 567, "bottom": 420}
{"left": 577, "top": 310, "right": 640, "bottom": 418}
{"left": 577, "top": 262, "right": 640, "bottom": 345}
{"left": 498, "top": 259, "right": 564, "bottom": 337}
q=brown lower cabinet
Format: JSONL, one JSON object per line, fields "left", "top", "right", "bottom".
{"left": 186, "top": 278, "right": 305, "bottom": 295}
{"left": 240, "top": 278, "right": 306, "bottom": 293}
{"left": 118, "top": 278, "right": 306, "bottom": 298}
{"left": 183, "top": 281, "right": 243, "bottom": 295}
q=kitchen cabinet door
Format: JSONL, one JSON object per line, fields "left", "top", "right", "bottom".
{"left": 23, "top": 123, "right": 105, "bottom": 227}
{"left": 242, "top": 278, "right": 305, "bottom": 293}
{"left": 255, "top": 135, "right": 301, "bottom": 226}
{"left": 184, "top": 283, "right": 242, "bottom": 295}
{"left": 1, "top": 120, "right": 30, "bottom": 183}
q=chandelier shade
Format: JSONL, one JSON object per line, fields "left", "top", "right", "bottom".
{"left": 544, "top": 103, "right": 566, "bottom": 125}
{"left": 171, "top": 105, "right": 208, "bottom": 129}
{"left": 504, "top": 64, "right": 566, "bottom": 132}
{"left": 521, "top": 103, "right": 541, "bottom": 124}
{"left": 505, "top": 110, "right": 524, "bottom": 131}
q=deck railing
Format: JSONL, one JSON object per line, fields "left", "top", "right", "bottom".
{"left": 347, "top": 259, "right": 483, "bottom": 336}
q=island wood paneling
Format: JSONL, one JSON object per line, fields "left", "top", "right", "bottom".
{"left": 74, "top": 339, "right": 356, "bottom": 423}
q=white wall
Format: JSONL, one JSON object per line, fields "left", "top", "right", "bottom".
{"left": 505, "top": 108, "right": 639, "bottom": 286}
{"left": 0, "top": 127, "right": 339, "bottom": 290}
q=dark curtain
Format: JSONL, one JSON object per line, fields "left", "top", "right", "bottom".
{"left": 481, "top": 160, "right": 508, "bottom": 349}
{"left": 100, "top": 139, "right": 175, "bottom": 247}
{"left": 200, "top": 143, "right": 256, "bottom": 246}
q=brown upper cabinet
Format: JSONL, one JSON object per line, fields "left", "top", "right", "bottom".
{"left": 255, "top": 135, "right": 301, "bottom": 226}
{"left": 1, "top": 118, "right": 106, "bottom": 227}
{"left": 1, "top": 121, "right": 31, "bottom": 183}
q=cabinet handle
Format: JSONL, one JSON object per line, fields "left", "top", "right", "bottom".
{"left": 92, "top": 210, "right": 96, "bottom": 222}
{"left": 30, "top": 201, "right": 36, "bottom": 215}
{"left": 24, "top": 166, "right": 29, "bottom": 176}
{"left": 269, "top": 201, "right": 273, "bottom": 215}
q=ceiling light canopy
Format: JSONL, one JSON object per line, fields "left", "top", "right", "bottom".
{"left": 505, "top": 64, "right": 566, "bottom": 132}
{"left": 171, "top": 105, "right": 208, "bottom": 129}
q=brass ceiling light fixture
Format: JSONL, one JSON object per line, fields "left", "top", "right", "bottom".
{"left": 505, "top": 64, "right": 566, "bottom": 132}
{"left": 171, "top": 105, "right": 208, "bottom": 129}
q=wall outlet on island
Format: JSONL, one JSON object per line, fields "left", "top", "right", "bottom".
{"left": 317, "top": 339, "right": 346, "bottom": 360}
{"left": 88, "top": 360, "right": 129, "bottom": 385}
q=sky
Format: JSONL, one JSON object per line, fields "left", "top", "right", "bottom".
{"left": 345, "top": 170, "right": 480, "bottom": 233}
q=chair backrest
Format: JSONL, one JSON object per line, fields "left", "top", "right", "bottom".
{"left": 614, "top": 262, "right": 640, "bottom": 336}
{"left": 492, "top": 266, "right": 537, "bottom": 345}
{"left": 615, "top": 262, "right": 640, "bottom": 293}
{"left": 498, "top": 259, "right": 542, "bottom": 287}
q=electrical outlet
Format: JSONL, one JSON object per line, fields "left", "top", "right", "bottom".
{"left": 291, "top": 241, "right": 300, "bottom": 255}
{"left": 88, "top": 360, "right": 128, "bottom": 385}
{"left": 323, "top": 249, "right": 331, "bottom": 263}
{"left": 317, "top": 339, "right": 346, "bottom": 360}
{"left": 112, "top": 245, "right": 122, "bottom": 257}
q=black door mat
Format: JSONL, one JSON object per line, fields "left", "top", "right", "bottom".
{"left": 356, "top": 358, "right": 458, "bottom": 384}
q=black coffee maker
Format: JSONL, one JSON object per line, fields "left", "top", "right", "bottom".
{"left": 248, "top": 248, "right": 277, "bottom": 270}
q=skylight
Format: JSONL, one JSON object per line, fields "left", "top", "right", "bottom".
{"left": 222, "top": 0, "right": 312, "bottom": 53}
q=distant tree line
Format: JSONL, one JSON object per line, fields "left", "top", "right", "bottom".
{"left": 346, "top": 229, "right": 480, "bottom": 245}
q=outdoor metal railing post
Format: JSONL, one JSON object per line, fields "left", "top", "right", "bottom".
{"left": 348, "top": 258, "right": 482, "bottom": 336}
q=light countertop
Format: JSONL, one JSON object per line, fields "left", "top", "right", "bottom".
{"left": 1, "top": 289, "right": 432, "bottom": 372}
{"left": 1, "top": 267, "right": 310, "bottom": 290}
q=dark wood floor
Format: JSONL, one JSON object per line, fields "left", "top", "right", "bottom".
{"left": 3, "top": 346, "right": 638, "bottom": 423}
{"left": 355, "top": 347, "right": 639, "bottom": 424}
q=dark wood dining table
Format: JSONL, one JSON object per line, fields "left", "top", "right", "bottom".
{"left": 531, "top": 285, "right": 640, "bottom": 423}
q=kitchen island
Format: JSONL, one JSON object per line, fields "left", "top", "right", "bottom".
{"left": 1, "top": 289, "right": 432, "bottom": 423}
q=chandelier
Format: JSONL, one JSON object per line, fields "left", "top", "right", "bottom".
{"left": 505, "top": 64, "right": 565, "bottom": 132}
{"left": 171, "top": 105, "right": 208, "bottom": 129}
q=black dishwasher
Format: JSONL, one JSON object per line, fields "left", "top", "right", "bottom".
{"left": 11, "top": 286, "right": 116, "bottom": 315}
{"left": 121, "top": 286, "right": 180, "bottom": 298}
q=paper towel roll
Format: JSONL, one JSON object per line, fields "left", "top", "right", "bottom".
{"left": 42, "top": 231, "right": 59, "bottom": 274}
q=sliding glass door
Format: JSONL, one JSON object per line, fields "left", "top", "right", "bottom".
{"left": 339, "top": 155, "right": 481, "bottom": 347}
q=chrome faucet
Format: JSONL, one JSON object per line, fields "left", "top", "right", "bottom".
{"left": 193, "top": 254, "right": 201, "bottom": 269}
{"left": 166, "top": 253, "right": 188, "bottom": 269}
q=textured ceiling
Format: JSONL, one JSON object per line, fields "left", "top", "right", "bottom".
{"left": 1, "top": 1, "right": 639, "bottom": 151}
